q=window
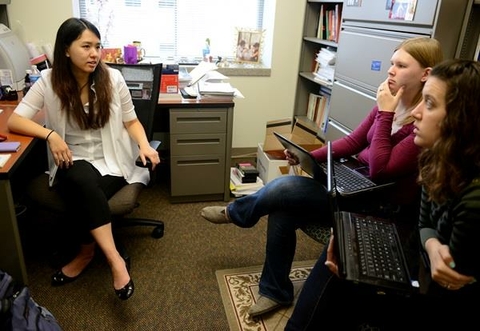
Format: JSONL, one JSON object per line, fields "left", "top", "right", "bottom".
{"left": 74, "top": 0, "right": 266, "bottom": 64}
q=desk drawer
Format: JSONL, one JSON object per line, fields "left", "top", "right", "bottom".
{"left": 170, "top": 109, "right": 227, "bottom": 134}
{"left": 170, "top": 155, "right": 225, "bottom": 196}
{"left": 170, "top": 133, "right": 226, "bottom": 156}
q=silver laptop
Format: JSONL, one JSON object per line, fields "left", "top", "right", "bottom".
{"left": 273, "top": 131, "right": 394, "bottom": 196}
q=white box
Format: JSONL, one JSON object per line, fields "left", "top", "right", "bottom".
{"left": 257, "top": 143, "right": 289, "bottom": 184}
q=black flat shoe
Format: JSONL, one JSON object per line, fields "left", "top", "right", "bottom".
{"left": 51, "top": 258, "right": 93, "bottom": 286}
{"left": 115, "top": 279, "right": 134, "bottom": 300}
{"left": 51, "top": 269, "right": 80, "bottom": 286}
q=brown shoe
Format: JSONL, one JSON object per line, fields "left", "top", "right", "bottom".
{"left": 201, "top": 206, "right": 231, "bottom": 224}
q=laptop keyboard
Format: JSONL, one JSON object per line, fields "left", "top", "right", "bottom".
{"left": 352, "top": 215, "right": 406, "bottom": 282}
{"left": 321, "top": 162, "right": 375, "bottom": 192}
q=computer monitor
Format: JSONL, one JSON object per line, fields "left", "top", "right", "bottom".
{"left": 0, "top": 24, "right": 31, "bottom": 91}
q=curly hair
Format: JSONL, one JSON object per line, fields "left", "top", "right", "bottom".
{"left": 51, "top": 18, "right": 112, "bottom": 129}
{"left": 418, "top": 59, "right": 480, "bottom": 203}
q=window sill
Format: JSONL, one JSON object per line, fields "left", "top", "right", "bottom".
{"left": 143, "top": 56, "right": 271, "bottom": 77}
{"left": 180, "top": 64, "right": 271, "bottom": 77}
{"left": 217, "top": 66, "right": 271, "bottom": 77}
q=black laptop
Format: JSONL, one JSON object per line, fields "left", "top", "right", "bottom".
{"left": 326, "top": 141, "right": 417, "bottom": 296}
{"left": 273, "top": 131, "right": 394, "bottom": 196}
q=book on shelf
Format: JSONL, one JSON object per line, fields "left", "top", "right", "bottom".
{"left": 316, "top": 4, "right": 325, "bottom": 39}
{"left": 306, "top": 92, "right": 328, "bottom": 130}
{"left": 312, "top": 48, "right": 336, "bottom": 85}
{"left": 315, "top": 3, "right": 343, "bottom": 43}
{"left": 318, "top": 87, "right": 332, "bottom": 133}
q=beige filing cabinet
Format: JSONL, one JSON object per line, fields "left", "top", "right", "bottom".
{"left": 167, "top": 100, "right": 234, "bottom": 203}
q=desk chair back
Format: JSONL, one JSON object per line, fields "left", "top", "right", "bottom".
{"left": 105, "top": 63, "right": 162, "bottom": 140}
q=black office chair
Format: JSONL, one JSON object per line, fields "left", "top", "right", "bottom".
{"left": 27, "top": 63, "right": 165, "bottom": 241}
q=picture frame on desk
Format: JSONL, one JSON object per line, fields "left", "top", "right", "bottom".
{"left": 235, "top": 28, "right": 263, "bottom": 64}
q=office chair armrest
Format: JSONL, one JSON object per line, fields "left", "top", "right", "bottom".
{"left": 136, "top": 140, "right": 162, "bottom": 168}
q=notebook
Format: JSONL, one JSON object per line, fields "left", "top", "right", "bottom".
{"left": 273, "top": 131, "right": 394, "bottom": 196}
{"left": 0, "top": 141, "right": 21, "bottom": 152}
{"left": 326, "top": 141, "right": 416, "bottom": 296}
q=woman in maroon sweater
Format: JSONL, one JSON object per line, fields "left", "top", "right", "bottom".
{"left": 201, "top": 37, "right": 443, "bottom": 317}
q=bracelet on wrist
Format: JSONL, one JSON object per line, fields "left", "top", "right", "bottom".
{"left": 45, "top": 129, "right": 55, "bottom": 141}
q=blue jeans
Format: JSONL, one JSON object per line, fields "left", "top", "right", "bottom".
{"left": 226, "top": 175, "right": 329, "bottom": 304}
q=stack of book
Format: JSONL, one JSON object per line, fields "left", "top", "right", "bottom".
{"left": 230, "top": 167, "right": 264, "bottom": 197}
{"left": 198, "top": 81, "right": 236, "bottom": 97}
{"left": 312, "top": 47, "right": 336, "bottom": 86}
{"left": 235, "top": 162, "right": 259, "bottom": 183}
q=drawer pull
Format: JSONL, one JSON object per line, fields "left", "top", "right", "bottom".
{"left": 176, "top": 117, "right": 221, "bottom": 123}
{"left": 176, "top": 159, "right": 220, "bottom": 166}
{"left": 176, "top": 138, "right": 220, "bottom": 145}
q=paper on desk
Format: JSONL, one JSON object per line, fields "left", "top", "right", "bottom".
{"left": 202, "top": 70, "right": 229, "bottom": 83}
{"left": 0, "top": 153, "right": 11, "bottom": 168}
{"left": 188, "top": 61, "right": 218, "bottom": 86}
{"left": 199, "top": 82, "right": 235, "bottom": 95}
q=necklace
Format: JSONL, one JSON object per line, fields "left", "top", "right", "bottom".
{"left": 78, "top": 82, "right": 89, "bottom": 91}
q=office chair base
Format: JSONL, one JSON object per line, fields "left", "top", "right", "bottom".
{"left": 115, "top": 219, "right": 165, "bottom": 239}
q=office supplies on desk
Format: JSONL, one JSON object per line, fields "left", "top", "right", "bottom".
{"left": 198, "top": 82, "right": 235, "bottom": 96}
{"left": 0, "top": 153, "right": 11, "bottom": 167}
{"left": 187, "top": 61, "right": 217, "bottom": 87}
{"left": 0, "top": 141, "right": 21, "bottom": 152}
{"left": 180, "top": 86, "right": 198, "bottom": 98}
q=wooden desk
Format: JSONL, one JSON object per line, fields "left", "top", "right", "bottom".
{"left": 0, "top": 101, "right": 44, "bottom": 285}
{"left": 158, "top": 97, "right": 235, "bottom": 202}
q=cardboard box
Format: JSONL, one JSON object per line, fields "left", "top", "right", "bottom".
{"left": 263, "top": 118, "right": 323, "bottom": 158}
{"left": 257, "top": 143, "right": 289, "bottom": 184}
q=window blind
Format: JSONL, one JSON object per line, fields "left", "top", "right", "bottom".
{"left": 77, "top": 0, "right": 264, "bottom": 62}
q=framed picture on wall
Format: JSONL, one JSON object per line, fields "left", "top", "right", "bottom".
{"left": 235, "top": 28, "right": 263, "bottom": 63}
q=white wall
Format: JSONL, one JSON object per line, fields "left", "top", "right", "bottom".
{"left": 7, "top": 0, "right": 305, "bottom": 150}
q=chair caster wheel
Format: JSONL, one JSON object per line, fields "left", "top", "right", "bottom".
{"left": 152, "top": 224, "right": 164, "bottom": 239}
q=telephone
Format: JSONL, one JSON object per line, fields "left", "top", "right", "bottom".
{"left": 0, "top": 85, "right": 18, "bottom": 101}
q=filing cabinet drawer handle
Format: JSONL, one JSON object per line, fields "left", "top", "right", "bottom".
{"left": 176, "top": 159, "right": 220, "bottom": 166}
{"left": 176, "top": 138, "right": 220, "bottom": 145}
{"left": 176, "top": 117, "right": 222, "bottom": 123}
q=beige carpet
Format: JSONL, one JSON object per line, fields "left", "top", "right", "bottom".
{"left": 216, "top": 260, "right": 316, "bottom": 331}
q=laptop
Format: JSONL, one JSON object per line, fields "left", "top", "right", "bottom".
{"left": 326, "top": 141, "right": 417, "bottom": 296}
{"left": 273, "top": 131, "right": 394, "bottom": 196}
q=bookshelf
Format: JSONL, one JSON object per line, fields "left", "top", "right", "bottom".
{"left": 293, "top": 0, "right": 343, "bottom": 138}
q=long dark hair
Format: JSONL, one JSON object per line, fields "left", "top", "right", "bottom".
{"left": 51, "top": 17, "right": 112, "bottom": 129}
{"left": 418, "top": 59, "right": 480, "bottom": 203}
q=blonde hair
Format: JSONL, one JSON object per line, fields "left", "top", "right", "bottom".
{"left": 395, "top": 37, "right": 444, "bottom": 125}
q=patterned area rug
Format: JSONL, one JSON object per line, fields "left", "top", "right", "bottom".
{"left": 216, "top": 260, "right": 315, "bottom": 331}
